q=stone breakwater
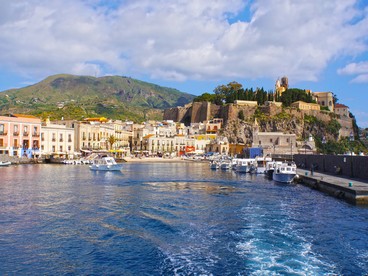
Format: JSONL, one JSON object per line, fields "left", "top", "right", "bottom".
{"left": 0, "top": 155, "right": 42, "bottom": 164}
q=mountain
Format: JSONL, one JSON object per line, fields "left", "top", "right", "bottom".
{"left": 0, "top": 74, "right": 195, "bottom": 121}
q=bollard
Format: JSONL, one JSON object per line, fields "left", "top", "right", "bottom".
{"left": 349, "top": 182, "right": 353, "bottom": 187}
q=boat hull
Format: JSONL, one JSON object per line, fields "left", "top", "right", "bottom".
{"left": 273, "top": 173, "right": 296, "bottom": 183}
{"left": 89, "top": 164, "right": 123, "bottom": 171}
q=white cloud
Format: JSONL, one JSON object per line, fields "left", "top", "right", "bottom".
{"left": 0, "top": 0, "right": 367, "bottom": 84}
{"left": 338, "top": 61, "right": 368, "bottom": 83}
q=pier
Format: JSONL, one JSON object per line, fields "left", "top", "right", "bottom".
{"left": 297, "top": 169, "right": 368, "bottom": 205}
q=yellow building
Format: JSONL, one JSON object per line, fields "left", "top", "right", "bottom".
{"left": 291, "top": 101, "right": 320, "bottom": 111}
{"left": 312, "top": 92, "right": 334, "bottom": 111}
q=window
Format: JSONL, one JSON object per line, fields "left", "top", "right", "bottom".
{"left": 59, "top": 133, "right": 63, "bottom": 142}
{"left": 14, "top": 139, "right": 18, "bottom": 147}
{"left": 52, "top": 133, "right": 56, "bottom": 142}
{"left": 52, "top": 146, "right": 56, "bottom": 152}
{"left": 68, "top": 134, "right": 72, "bottom": 142}
{"left": 270, "top": 138, "right": 273, "bottom": 143}
{"left": 68, "top": 146, "right": 71, "bottom": 151}
{"left": 24, "top": 126, "right": 28, "bottom": 134}
{"left": 33, "top": 126, "right": 37, "bottom": 134}
{"left": 0, "top": 124, "right": 4, "bottom": 134}
{"left": 14, "top": 125, "right": 19, "bottom": 133}
{"left": 0, "top": 139, "right": 3, "bottom": 146}
{"left": 60, "top": 146, "right": 63, "bottom": 152}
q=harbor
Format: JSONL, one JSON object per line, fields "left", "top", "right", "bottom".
{"left": 0, "top": 162, "right": 367, "bottom": 275}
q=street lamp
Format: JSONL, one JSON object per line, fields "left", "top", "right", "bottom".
{"left": 349, "top": 132, "right": 354, "bottom": 177}
{"left": 322, "top": 136, "right": 326, "bottom": 172}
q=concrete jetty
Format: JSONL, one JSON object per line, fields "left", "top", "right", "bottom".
{"left": 297, "top": 169, "right": 368, "bottom": 205}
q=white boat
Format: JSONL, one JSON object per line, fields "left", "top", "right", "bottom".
{"left": 235, "top": 158, "right": 256, "bottom": 173}
{"left": 236, "top": 159, "right": 248, "bottom": 173}
{"left": 272, "top": 162, "right": 297, "bottom": 183}
{"left": 265, "top": 161, "right": 281, "bottom": 179}
{"left": 255, "top": 156, "right": 272, "bottom": 174}
{"left": 0, "top": 161, "right": 11, "bottom": 166}
{"left": 89, "top": 156, "right": 123, "bottom": 171}
{"left": 220, "top": 160, "right": 232, "bottom": 171}
{"left": 210, "top": 160, "right": 219, "bottom": 170}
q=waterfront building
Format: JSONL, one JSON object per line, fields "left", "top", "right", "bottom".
{"left": 0, "top": 114, "right": 41, "bottom": 158}
{"left": 110, "top": 120, "right": 132, "bottom": 157}
{"left": 205, "top": 137, "right": 229, "bottom": 155}
{"left": 40, "top": 119, "right": 75, "bottom": 158}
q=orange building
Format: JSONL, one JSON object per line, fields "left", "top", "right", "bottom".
{"left": 0, "top": 114, "right": 41, "bottom": 157}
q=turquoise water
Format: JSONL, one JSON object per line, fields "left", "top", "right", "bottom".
{"left": 0, "top": 162, "right": 367, "bottom": 275}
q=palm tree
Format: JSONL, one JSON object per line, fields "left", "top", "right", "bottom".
{"left": 108, "top": 135, "right": 116, "bottom": 150}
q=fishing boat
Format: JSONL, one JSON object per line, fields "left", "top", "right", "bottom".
{"left": 265, "top": 161, "right": 282, "bottom": 179}
{"left": 89, "top": 156, "right": 123, "bottom": 171}
{"left": 272, "top": 162, "right": 297, "bottom": 183}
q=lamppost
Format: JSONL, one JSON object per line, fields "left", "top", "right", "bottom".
{"left": 322, "top": 135, "right": 326, "bottom": 172}
{"left": 349, "top": 131, "right": 354, "bottom": 177}
{"left": 290, "top": 141, "right": 293, "bottom": 162}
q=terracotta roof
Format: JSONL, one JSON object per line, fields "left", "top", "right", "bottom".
{"left": 335, "top": 103, "right": 349, "bottom": 108}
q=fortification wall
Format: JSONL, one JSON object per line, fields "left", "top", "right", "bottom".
{"left": 191, "top": 102, "right": 210, "bottom": 123}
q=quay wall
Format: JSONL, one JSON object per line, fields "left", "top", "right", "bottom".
{"left": 299, "top": 175, "right": 367, "bottom": 205}
{"left": 294, "top": 154, "right": 368, "bottom": 180}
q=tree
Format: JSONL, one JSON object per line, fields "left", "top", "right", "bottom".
{"left": 280, "top": 88, "right": 315, "bottom": 107}
{"left": 108, "top": 135, "right": 117, "bottom": 150}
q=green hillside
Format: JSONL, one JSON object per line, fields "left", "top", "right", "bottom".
{"left": 0, "top": 74, "right": 195, "bottom": 122}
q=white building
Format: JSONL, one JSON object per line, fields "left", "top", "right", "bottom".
{"left": 40, "top": 119, "right": 75, "bottom": 157}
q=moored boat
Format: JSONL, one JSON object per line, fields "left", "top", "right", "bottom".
{"left": 265, "top": 161, "right": 282, "bottom": 179}
{"left": 89, "top": 156, "right": 123, "bottom": 171}
{"left": 272, "top": 162, "right": 297, "bottom": 183}
{"left": 0, "top": 161, "right": 11, "bottom": 166}
{"left": 210, "top": 160, "right": 219, "bottom": 170}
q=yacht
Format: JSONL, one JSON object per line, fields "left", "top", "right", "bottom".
{"left": 89, "top": 156, "right": 123, "bottom": 171}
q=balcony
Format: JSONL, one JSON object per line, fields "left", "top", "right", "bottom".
{"left": 52, "top": 138, "right": 56, "bottom": 142}
{"left": 13, "top": 132, "right": 19, "bottom": 136}
{"left": 32, "top": 133, "right": 40, "bottom": 137}
{"left": 59, "top": 139, "right": 64, "bottom": 142}
{"left": 0, "top": 132, "right": 7, "bottom": 136}
{"left": 23, "top": 132, "right": 29, "bottom": 136}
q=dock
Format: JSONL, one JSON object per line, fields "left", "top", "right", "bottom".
{"left": 297, "top": 169, "right": 368, "bottom": 205}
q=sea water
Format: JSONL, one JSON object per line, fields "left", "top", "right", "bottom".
{"left": 0, "top": 162, "right": 367, "bottom": 275}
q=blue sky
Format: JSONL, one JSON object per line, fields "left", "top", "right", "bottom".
{"left": 0, "top": 0, "right": 368, "bottom": 127}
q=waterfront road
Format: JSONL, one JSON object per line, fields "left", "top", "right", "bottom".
{"left": 297, "top": 169, "right": 368, "bottom": 205}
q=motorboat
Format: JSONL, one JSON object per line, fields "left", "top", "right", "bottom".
{"left": 210, "top": 160, "right": 219, "bottom": 170}
{"left": 220, "top": 160, "right": 232, "bottom": 171}
{"left": 255, "top": 156, "right": 272, "bottom": 174}
{"left": 89, "top": 156, "right": 123, "bottom": 171}
{"left": 265, "top": 161, "right": 282, "bottom": 179}
{"left": 272, "top": 162, "right": 297, "bottom": 183}
{"left": 235, "top": 158, "right": 256, "bottom": 173}
{"left": 0, "top": 161, "right": 11, "bottom": 166}
{"left": 235, "top": 159, "right": 248, "bottom": 173}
